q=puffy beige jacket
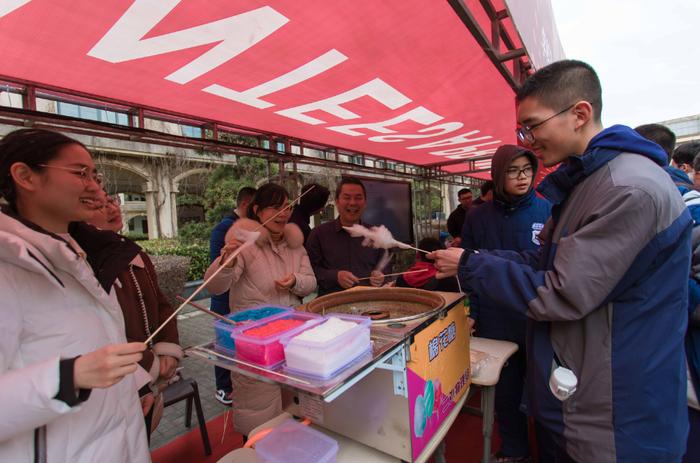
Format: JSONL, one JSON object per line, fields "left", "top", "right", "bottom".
{"left": 204, "top": 221, "right": 316, "bottom": 433}
{"left": 205, "top": 222, "right": 317, "bottom": 312}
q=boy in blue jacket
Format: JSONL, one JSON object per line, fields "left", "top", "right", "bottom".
{"left": 461, "top": 145, "right": 551, "bottom": 462}
{"left": 431, "top": 60, "right": 691, "bottom": 462}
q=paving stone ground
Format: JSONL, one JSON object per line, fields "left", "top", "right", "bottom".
{"left": 150, "top": 300, "right": 230, "bottom": 450}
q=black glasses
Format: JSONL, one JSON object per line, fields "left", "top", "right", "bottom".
{"left": 515, "top": 103, "right": 576, "bottom": 144}
{"left": 37, "top": 164, "right": 103, "bottom": 185}
{"left": 506, "top": 165, "right": 534, "bottom": 179}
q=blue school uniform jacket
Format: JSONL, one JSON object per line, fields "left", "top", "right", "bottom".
{"left": 458, "top": 125, "right": 691, "bottom": 462}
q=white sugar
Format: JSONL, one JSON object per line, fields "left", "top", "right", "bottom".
{"left": 293, "top": 317, "right": 357, "bottom": 342}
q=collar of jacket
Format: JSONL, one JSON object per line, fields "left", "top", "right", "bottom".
{"left": 536, "top": 147, "right": 621, "bottom": 205}
{"left": 493, "top": 188, "right": 535, "bottom": 213}
{"left": 68, "top": 222, "right": 141, "bottom": 293}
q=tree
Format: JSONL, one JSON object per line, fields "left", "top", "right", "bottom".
{"left": 178, "top": 156, "right": 277, "bottom": 242}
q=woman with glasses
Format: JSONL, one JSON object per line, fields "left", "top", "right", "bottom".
{"left": 204, "top": 183, "right": 317, "bottom": 436}
{"left": 460, "top": 145, "right": 551, "bottom": 463}
{"left": 88, "top": 189, "right": 182, "bottom": 440}
{"left": 0, "top": 129, "right": 149, "bottom": 462}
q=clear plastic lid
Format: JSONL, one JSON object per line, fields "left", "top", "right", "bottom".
{"left": 255, "top": 419, "right": 338, "bottom": 463}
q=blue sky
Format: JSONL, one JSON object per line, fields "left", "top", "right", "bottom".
{"left": 550, "top": 0, "right": 700, "bottom": 127}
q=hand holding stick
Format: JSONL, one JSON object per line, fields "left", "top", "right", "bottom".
{"left": 144, "top": 186, "right": 316, "bottom": 345}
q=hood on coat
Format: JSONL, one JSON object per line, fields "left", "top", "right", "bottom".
{"left": 0, "top": 208, "right": 78, "bottom": 286}
{"left": 0, "top": 208, "right": 140, "bottom": 293}
{"left": 665, "top": 165, "right": 692, "bottom": 185}
{"left": 491, "top": 144, "right": 539, "bottom": 204}
{"left": 586, "top": 124, "right": 668, "bottom": 168}
{"left": 538, "top": 125, "right": 669, "bottom": 205}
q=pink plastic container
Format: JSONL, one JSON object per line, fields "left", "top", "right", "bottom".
{"left": 231, "top": 311, "right": 323, "bottom": 367}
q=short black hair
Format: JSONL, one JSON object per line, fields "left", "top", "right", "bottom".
{"left": 635, "top": 124, "right": 676, "bottom": 161}
{"left": 247, "top": 183, "right": 288, "bottom": 221}
{"left": 299, "top": 183, "right": 330, "bottom": 214}
{"left": 457, "top": 188, "right": 472, "bottom": 197}
{"left": 480, "top": 180, "right": 494, "bottom": 196}
{"left": 516, "top": 59, "right": 602, "bottom": 122}
{"left": 335, "top": 176, "right": 366, "bottom": 199}
{"left": 673, "top": 141, "right": 700, "bottom": 169}
{"left": 236, "top": 186, "right": 257, "bottom": 205}
{"left": 0, "top": 128, "right": 86, "bottom": 207}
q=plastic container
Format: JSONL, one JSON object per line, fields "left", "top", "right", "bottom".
{"left": 281, "top": 313, "right": 371, "bottom": 380}
{"left": 255, "top": 419, "right": 338, "bottom": 463}
{"left": 213, "top": 306, "right": 292, "bottom": 356}
{"left": 231, "top": 311, "right": 323, "bottom": 367}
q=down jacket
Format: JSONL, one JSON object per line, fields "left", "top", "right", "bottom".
{"left": 204, "top": 220, "right": 316, "bottom": 434}
{"left": 458, "top": 126, "right": 691, "bottom": 462}
{"left": 0, "top": 210, "right": 149, "bottom": 462}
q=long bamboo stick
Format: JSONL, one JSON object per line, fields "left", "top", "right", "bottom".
{"left": 175, "top": 295, "right": 238, "bottom": 326}
{"left": 356, "top": 268, "right": 429, "bottom": 281}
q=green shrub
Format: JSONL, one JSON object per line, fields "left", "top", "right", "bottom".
{"left": 123, "top": 232, "right": 149, "bottom": 241}
{"left": 139, "top": 239, "right": 210, "bottom": 281}
{"left": 178, "top": 222, "right": 211, "bottom": 243}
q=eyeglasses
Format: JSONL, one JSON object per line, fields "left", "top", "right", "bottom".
{"left": 515, "top": 103, "right": 576, "bottom": 144}
{"left": 37, "top": 164, "right": 103, "bottom": 185}
{"left": 506, "top": 165, "right": 534, "bottom": 179}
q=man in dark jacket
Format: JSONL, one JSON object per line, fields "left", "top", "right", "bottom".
{"left": 431, "top": 60, "right": 691, "bottom": 462}
{"left": 306, "top": 177, "right": 386, "bottom": 295}
{"left": 208, "top": 186, "right": 255, "bottom": 404}
{"left": 446, "top": 188, "right": 472, "bottom": 246}
{"left": 461, "top": 145, "right": 551, "bottom": 463}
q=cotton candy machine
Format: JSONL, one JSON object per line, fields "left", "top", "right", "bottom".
{"left": 305, "top": 288, "right": 445, "bottom": 324}
{"left": 187, "top": 290, "right": 470, "bottom": 462}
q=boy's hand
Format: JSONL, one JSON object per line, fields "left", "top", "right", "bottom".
{"left": 428, "top": 248, "right": 465, "bottom": 279}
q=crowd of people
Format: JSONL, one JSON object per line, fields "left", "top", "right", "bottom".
{"left": 1, "top": 58, "right": 699, "bottom": 463}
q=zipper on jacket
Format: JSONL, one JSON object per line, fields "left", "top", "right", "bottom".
{"left": 27, "top": 249, "right": 64, "bottom": 288}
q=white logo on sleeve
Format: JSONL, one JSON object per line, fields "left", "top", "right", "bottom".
{"left": 532, "top": 222, "right": 544, "bottom": 245}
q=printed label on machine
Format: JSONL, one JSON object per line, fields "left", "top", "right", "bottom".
{"left": 406, "top": 304, "right": 471, "bottom": 461}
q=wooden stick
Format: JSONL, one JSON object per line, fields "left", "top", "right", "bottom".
{"left": 357, "top": 268, "right": 429, "bottom": 281}
{"left": 144, "top": 187, "right": 316, "bottom": 345}
{"left": 401, "top": 244, "right": 431, "bottom": 254}
{"left": 175, "top": 296, "right": 238, "bottom": 326}
{"left": 144, "top": 242, "right": 252, "bottom": 344}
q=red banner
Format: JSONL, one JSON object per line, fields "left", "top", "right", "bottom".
{"left": 0, "top": 0, "right": 545, "bottom": 174}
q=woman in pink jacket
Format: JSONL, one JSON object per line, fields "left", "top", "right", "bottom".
{"left": 205, "top": 183, "right": 316, "bottom": 435}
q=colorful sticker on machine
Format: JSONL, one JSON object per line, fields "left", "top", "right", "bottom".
{"left": 407, "top": 303, "right": 471, "bottom": 460}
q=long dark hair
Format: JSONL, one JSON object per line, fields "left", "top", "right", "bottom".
{"left": 0, "top": 128, "right": 86, "bottom": 207}
{"left": 247, "top": 183, "right": 289, "bottom": 222}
